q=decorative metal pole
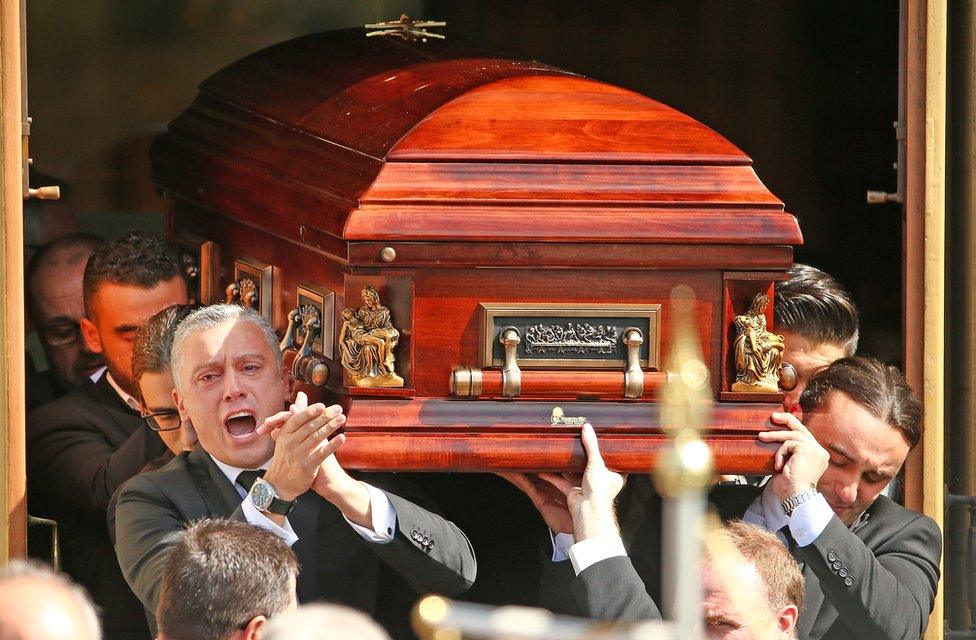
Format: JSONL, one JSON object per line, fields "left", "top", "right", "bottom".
{"left": 654, "top": 285, "right": 714, "bottom": 639}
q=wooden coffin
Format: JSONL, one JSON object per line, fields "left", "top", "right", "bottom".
{"left": 153, "top": 28, "right": 802, "bottom": 473}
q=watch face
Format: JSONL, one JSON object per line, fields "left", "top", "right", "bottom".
{"left": 249, "top": 480, "right": 275, "bottom": 511}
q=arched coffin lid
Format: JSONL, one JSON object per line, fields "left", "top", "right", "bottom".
{"left": 152, "top": 28, "right": 801, "bottom": 249}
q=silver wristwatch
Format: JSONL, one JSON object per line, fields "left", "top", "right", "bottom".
{"left": 781, "top": 486, "right": 819, "bottom": 517}
{"left": 248, "top": 478, "right": 296, "bottom": 516}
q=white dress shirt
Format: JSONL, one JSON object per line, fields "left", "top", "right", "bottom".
{"left": 210, "top": 454, "right": 397, "bottom": 547}
{"left": 550, "top": 482, "right": 836, "bottom": 577}
{"left": 742, "top": 482, "right": 835, "bottom": 547}
{"left": 92, "top": 366, "right": 142, "bottom": 413}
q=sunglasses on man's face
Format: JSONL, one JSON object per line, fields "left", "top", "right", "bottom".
{"left": 141, "top": 409, "right": 181, "bottom": 432}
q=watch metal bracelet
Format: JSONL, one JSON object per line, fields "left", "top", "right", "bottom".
{"left": 781, "top": 485, "right": 819, "bottom": 517}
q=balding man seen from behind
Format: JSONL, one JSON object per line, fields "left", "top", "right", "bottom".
{"left": 0, "top": 560, "right": 101, "bottom": 640}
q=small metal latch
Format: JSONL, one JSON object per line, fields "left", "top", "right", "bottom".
{"left": 623, "top": 327, "right": 644, "bottom": 398}
{"left": 27, "top": 185, "right": 60, "bottom": 200}
{"left": 499, "top": 326, "right": 522, "bottom": 398}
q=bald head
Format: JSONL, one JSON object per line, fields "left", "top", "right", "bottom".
{"left": 0, "top": 560, "right": 101, "bottom": 640}
{"left": 263, "top": 605, "right": 390, "bottom": 640}
{"left": 27, "top": 233, "right": 102, "bottom": 323}
{"left": 27, "top": 234, "right": 105, "bottom": 389}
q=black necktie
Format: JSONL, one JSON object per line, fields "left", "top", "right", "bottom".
{"left": 236, "top": 469, "right": 265, "bottom": 493}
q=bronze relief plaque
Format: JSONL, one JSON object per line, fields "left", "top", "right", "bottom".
{"left": 479, "top": 303, "right": 661, "bottom": 370}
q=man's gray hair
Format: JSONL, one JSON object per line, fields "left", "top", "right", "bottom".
{"left": 0, "top": 559, "right": 102, "bottom": 640}
{"left": 264, "top": 604, "right": 390, "bottom": 640}
{"left": 170, "top": 304, "right": 283, "bottom": 391}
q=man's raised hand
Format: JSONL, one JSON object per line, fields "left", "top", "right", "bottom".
{"left": 498, "top": 472, "right": 574, "bottom": 535}
{"left": 758, "top": 411, "right": 829, "bottom": 501}
{"left": 261, "top": 391, "right": 346, "bottom": 502}
{"left": 537, "top": 423, "right": 625, "bottom": 542}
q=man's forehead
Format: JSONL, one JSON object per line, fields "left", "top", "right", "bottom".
{"left": 180, "top": 320, "right": 273, "bottom": 364}
{"left": 811, "top": 392, "right": 910, "bottom": 467}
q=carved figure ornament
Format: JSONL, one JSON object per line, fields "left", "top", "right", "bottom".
{"left": 338, "top": 286, "right": 404, "bottom": 388}
{"left": 731, "top": 293, "right": 785, "bottom": 393}
{"left": 225, "top": 278, "right": 258, "bottom": 310}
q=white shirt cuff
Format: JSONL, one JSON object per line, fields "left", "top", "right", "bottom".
{"left": 567, "top": 531, "right": 626, "bottom": 576}
{"left": 344, "top": 483, "right": 397, "bottom": 543}
{"left": 788, "top": 492, "right": 835, "bottom": 546}
{"left": 241, "top": 498, "right": 299, "bottom": 546}
{"left": 550, "top": 530, "right": 575, "bottom": 562}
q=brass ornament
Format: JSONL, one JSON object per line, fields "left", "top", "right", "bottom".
{"left": 731, "top": 293, "right": 785, "bottom": 393}
{"left": 225, "top": 277, "right": 258, "bottom": 310}
{"left": 549, "top": 407, "right": 586, "bottom": 427}
{"left": 365, "top": 15, "right": 446, "bottom": 42}
{"left": 338, "top": 286, "right": 404, "bottom": 388}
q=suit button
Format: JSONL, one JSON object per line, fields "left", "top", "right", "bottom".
{"left": 844, "top": 577, "right": 854, "bottom": 587}
{"left": 839, "top": 568, "right": 848, "bottom": 578}
{"left": 831, "top": 561, "right": 842, "bottom": 570}
{"left": 827, "top": 552, "right": 837, "bottom": 562}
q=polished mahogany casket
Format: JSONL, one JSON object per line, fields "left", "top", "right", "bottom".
{"left": 152, "top": 28, "right": 802, "bottom": 473}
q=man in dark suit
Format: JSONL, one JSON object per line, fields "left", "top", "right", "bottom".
{"left": 114, "top": 305, "right": 477, "bottom": 637}
{"left": 28, "top": 231, "right": 189, "bottom": 639}
{"left": 516, "top": 356, "right": 940, "bottom": 640}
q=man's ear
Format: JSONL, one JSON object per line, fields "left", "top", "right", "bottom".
{"left": 777, "top": 604, "right": 799, "bottom": 634}
{"left": 282, "top": 367, "right": 295, "bottom": 403}
{"left": 80, "top": 317, "right": 102, "bottom": 354}
{"left": 174, "top": 387, "right": 191, "bottom": 422}
{"left": 240, "top": 614, "right": 267, "bottom": 640}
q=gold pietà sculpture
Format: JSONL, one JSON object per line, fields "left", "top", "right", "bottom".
{"left": 731, "top": 293, "right": 784, "bottom": 393}
{"left": 338, "top": 286, "right": 404, "bottom": 388}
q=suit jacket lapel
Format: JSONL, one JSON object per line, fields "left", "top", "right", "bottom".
{"left": 187, "top": 449, "right": 243, "bottom": 517}
{"left": 187, "top": 449, "right": 321, "bottom": 600}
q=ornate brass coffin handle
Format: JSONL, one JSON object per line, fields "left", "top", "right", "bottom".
{"left": 499, "top": 326, "right": 522, "bottom": 398}
{"left": 280, "top": 305, "right": 330, "bottom": 387}
{"left": 225, "top": 277, "right": 258, "bottom": 310}
{"left": 622, "top": 327, "right": 644, "bottom": 399}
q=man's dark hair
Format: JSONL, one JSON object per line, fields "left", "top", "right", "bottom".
{"left": 82, "top": 231, "right": 182, "bottom": 318}
{"left": 799, "top": 356, "right": 923, "bottom": 449}
{"left": 132, "top": 303, "right": 198, "bottom": 384}
{"left": 157, "top": 519, "right": 298, "bottom": 640}
{"left": 774, "top": 263, "right": 859, "bottom": 356}
{"left": 26, "top": 233, "right": 103, "bottom": 324}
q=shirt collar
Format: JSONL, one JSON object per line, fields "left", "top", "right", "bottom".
{"left": 104, "top": 370, "right": 142, "bottom": 413}
{"left": 210, "top": 453, "right": 272, "bottom": 490}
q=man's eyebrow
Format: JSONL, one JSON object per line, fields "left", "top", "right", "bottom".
{"left": 234, "top": 353, "right": 267, "bottom": 362}
{"left": 827, "top": 443, "right": 856, "bottom": 462}
{"left": 191, "top": 359, "right": 223, "bottom": 377}
{"left": 704, "top": 612, "right": 740, "bottom": 627}
{"left": 113, "top": 323, "right": 140, "bottom": 334}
